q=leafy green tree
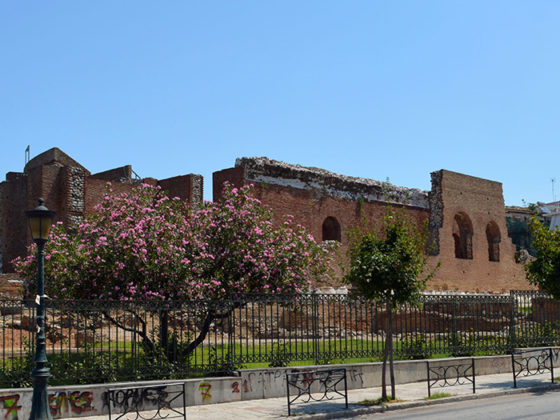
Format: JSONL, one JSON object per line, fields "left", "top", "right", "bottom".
{"left": 345, "top": 208, "right": 435, "bottom": 401}
{"left": 526, "top": 217, "right": 560, "bottom": 298}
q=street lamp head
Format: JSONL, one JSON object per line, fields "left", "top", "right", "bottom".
{"left": 26, "top": 198, "right": 56, "bottom": 242}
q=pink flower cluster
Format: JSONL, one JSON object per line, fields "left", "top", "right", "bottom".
{"left": 13, "top": 183, "right": 335, "bottom": 301}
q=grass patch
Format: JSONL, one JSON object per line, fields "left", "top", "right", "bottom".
{"left": 424, "top": 392, "right": 453, "bottom": 400}
{"left": 358, "top": 398, "right": 385, "bottom": 406}
{"left": 358, "top": 396, "right": 402, "bottom": 405}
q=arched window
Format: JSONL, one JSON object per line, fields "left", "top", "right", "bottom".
{"left": 322, "top": 217, "right": 341, "bottom": 242}
{"left": 453, "top": 212, "right": 473, "bottom": 259}
{"left": 486, "top": 221, "right": 501, "bottom": 262}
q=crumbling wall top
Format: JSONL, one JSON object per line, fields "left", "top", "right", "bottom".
{"left": 24, "top": 147, "right": 90, "bottom": 176}
{"left": 235, "top": 157, "right": 429, "bottom": 208}
{"left": 90, "top": 165, "right": 133, "bottom": 183}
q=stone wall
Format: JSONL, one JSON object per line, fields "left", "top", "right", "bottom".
{"left": 66, "top": 166, "right": 86, "bottom": 229}
{"left": 190, "top": 174, "right": 203, "bottom": 205}
{"left": 235, "top": 157, "right": 429, "bottom": 208}
{"left": 0, "top": 354, "right": 535, "bottom": 417}
{"left": 428, "top": 170, "right": 444, "bottom": 255}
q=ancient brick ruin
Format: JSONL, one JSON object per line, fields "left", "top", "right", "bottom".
{"left": 215, "top": 158, "right": 529, "bottom": 293}
{"left": 0, "top": 148, "right": 203, "bottom": 272}
{"left": 1, "top": 149, "right": 531, "bottom": 292}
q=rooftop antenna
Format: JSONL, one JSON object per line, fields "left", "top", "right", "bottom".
{"left": 25, "top": 145, "right": 30, "bottom": 166}
{"left": 552, "top": 178, "right": 557, "bottom": 202}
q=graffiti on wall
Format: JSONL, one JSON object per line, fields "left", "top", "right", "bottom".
{"left": 49, "top": 391, "right": 96, "bottom": 417}
{"left": 198, "top": 382, "right": 212, "bottom": 402}
{"left": 0, "top": 395, "right": 21, "bottom": 420}
{"left": 245, "top": 370, "right": 287, "bottom": 390}
{"left": 231, "top": 379, "right": 249, "bottom": 393}
{"left": 0, "top": 390, "right": 97, "bottom": 420}
{"left": 348, "top": 368, "right": 363, "bottom": 387}
{"left": 103, "top": 386, "right": 170, "bottom": 410}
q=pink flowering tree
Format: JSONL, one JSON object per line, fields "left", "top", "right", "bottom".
{"left": 178, "top": 184, "right": 334, "bottom": 357}
{"left": 15, "top": 184, "right": 192, "bottom": 301}
{"left": 14, "top": 183, "right": 334, "bottom": 362}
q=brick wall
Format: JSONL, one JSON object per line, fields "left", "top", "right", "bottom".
{"left": 84, "top": 178, "right": 135, "bottom": 215}
{"left": 215, "top": 158, "right": 430, "bottom": 287}
{"left": 89, "top": 165, "right": 132, "bottom": 182}
{"left": 0, "top": 273, "right": 22, "bottom": 297}
{"left": 0, "top": 148, "right": 534, "bottom": 294}
{"left": 0, "top": 172, "right": 29, "bottom": 272}
{"left": 24, "top": 147, "right": 89, "bottom": 176}
{"left": 213, "top": 167, "right": 245, "bottom": 200}
{"left": 0, "top": 148, "right": 203, "bottom": 272}
{"left": 158, "top": 174, "right": 204, "bottom": 204}
{"left": 215, "top": 159, "right": 532, "bottom": 293}
{"left": 426, "top": 170, "right": 529, "bottom": 292}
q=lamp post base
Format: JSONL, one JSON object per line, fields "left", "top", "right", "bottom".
{"left": 29, "top": 373, "right": 52, "bottom": 420}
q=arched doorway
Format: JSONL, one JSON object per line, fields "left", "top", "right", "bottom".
{"left": 453, "top": 212, "right": 473, "bottom": 259}
{"left": 486, "top": 221, "right": 501, "bottom": 262}
{"left": 322, "top": 217, "right": 341, "bottom": 242}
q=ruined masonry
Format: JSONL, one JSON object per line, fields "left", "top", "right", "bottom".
{"left": 214, "top": 157, "right": 529, "bottom": 293}
{"left": 0, "top": 148, "right": 203, "bottom": 273}
{"left": 1, "top": 149, "right": 530, "bottom": 293}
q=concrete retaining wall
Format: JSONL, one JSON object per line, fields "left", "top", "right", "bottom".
{"left": 0, "top": 353, "right": 550, "bottom": 418}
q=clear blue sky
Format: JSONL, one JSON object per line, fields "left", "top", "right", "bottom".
{"left": 2, "top": 1, "right": 559, "bottom": 205}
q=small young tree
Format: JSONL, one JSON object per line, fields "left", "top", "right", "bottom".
{"left": 345, "top": 208, "right": 435, "bottom": 401}
{"left": 525, "top": 217, "right": 560, "bottom": 299}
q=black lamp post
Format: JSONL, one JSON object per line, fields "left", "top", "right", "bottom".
{"left": 26, "top": 198, "right": 55, "bottom": 420}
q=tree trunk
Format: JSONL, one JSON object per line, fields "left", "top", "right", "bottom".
{"left": 159, "top": 310, "right": 170, "bottom": 358}
{"left": 381, "top": 324, "right": 388, "bottom": 401}
{"left": 387, "top": 298, "right": 395, "bottom": 400}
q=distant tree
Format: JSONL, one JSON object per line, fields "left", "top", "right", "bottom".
{"left": 525, "top": 217, "right": 560, "bottom": 298}
{"left": 345, "top": 208, "right": 436, "bottom": 401}
{"left": 14, "top": 183, "right": 335, "bottom": 363}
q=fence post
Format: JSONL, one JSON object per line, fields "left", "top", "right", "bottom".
{"left": 312, "top": 293, "right": 319, "bottom": 364}
{"left": 452, "top": 299, "right": 457, "bottom": 352}
{"left": 550, "top": 347, "right": 554, "bottom": 384}
{"left": 512, "top": 352, "right": 517, "bottom": 388}
{"left": 227, "top": 301, "right": 234, "bottom": 372}
{"left": 426, "top": 361, "right": 431, "bottom": 397}
{"left": 472, "top": 357, "right": 476, "bottom": 394}
{"left": 509, "top": 291, "right": 516, "bottom": 351}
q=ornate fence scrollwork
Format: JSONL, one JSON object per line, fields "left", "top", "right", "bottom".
{"left": 107, "top": 382, "right": 186, "bottom": 420}
{"left": 426, "top": 358, "right": 475, "bottom": 397}
{"left": 285, "top": 368, "right": 348, "bottom": 416}
{"left": 511, "top": 347, "right": 555, "bottom": 388}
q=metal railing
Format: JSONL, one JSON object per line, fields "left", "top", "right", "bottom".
{"left": 0, "top": 290, "right": 559, "bottom": 387}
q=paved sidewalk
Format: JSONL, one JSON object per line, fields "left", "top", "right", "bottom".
{"left": 80, "top": 372, "right": 560, "bottom": 420}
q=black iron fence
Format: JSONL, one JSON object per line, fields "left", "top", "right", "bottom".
{"left": 1, "top": 290, "right": 559, "bottom": 387}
